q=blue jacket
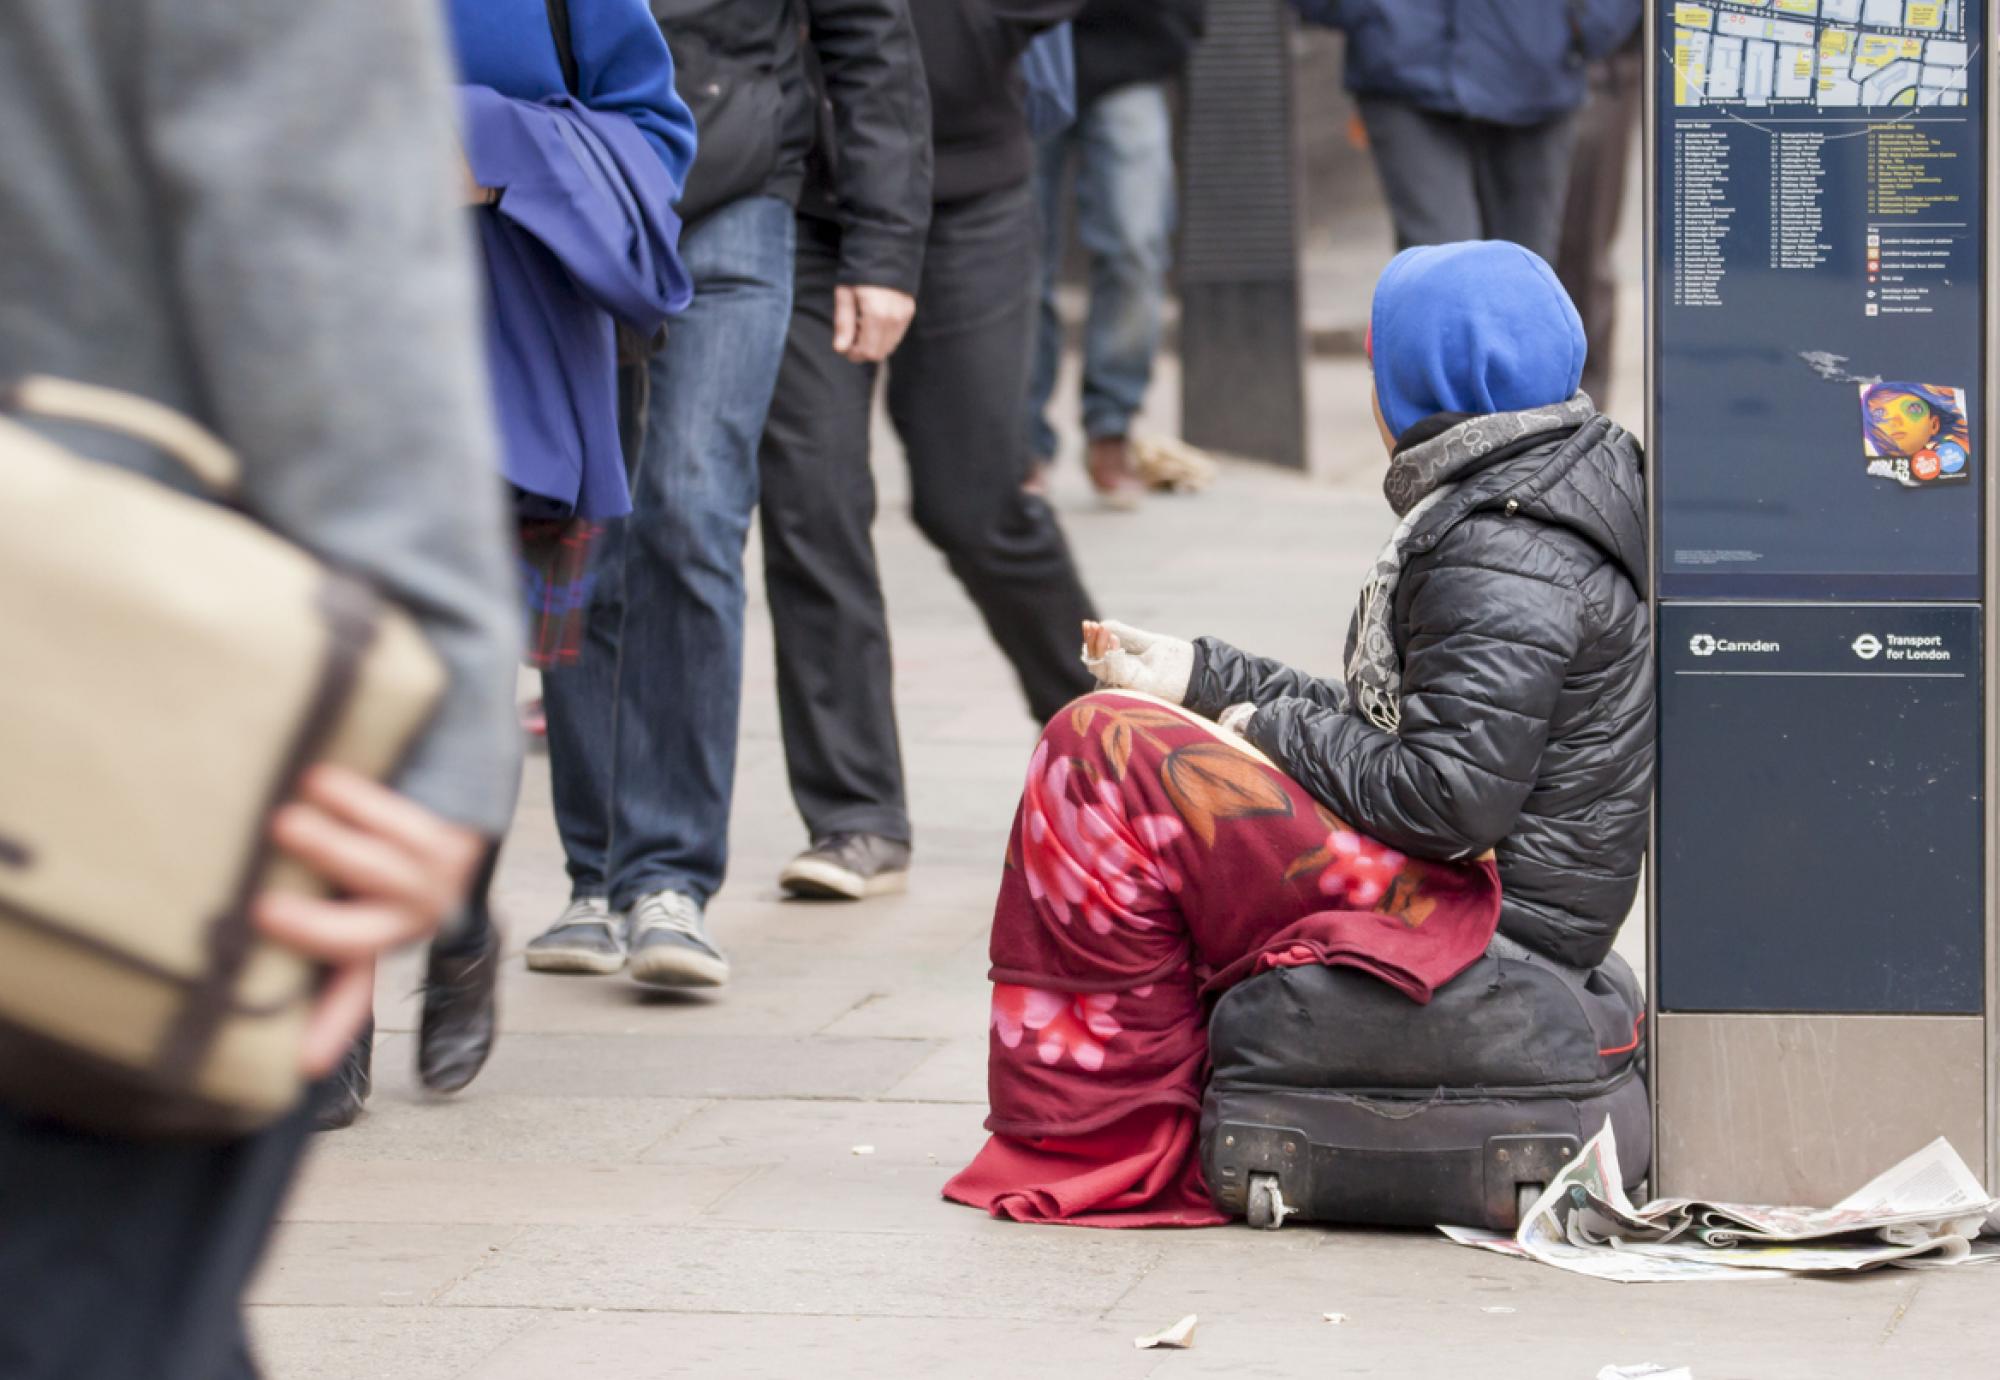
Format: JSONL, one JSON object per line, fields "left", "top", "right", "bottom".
{"left": 450, "top": 0, "right": 697, "bottom": 177}
{"left": 449, "top": 0, "right": 697, "bottom": 521}
{"left": 460, "top": 91, "right": 693, "bottom": 520}
{"left": 1294, "top": 1, "right": 1641, "bottom": 127}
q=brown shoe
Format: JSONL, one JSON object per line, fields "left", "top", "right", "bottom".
{"left": 1086, "top": 436, "right": 1144, "bottom": 511}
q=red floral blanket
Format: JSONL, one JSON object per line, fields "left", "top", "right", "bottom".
{"left": 943, "top": 692, "right": 1502, "bottom": 1227}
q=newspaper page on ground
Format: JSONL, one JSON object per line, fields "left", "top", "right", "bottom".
{"left": 1441, "top": 1124, "right": 2000, "bottom": 1283}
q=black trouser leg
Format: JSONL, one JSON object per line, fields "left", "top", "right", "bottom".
{"left": 1355, "top": 97, "right": 1483, "bottom": 250}
{"left": 0, "top": 1100, "right": 314, "bottom": 1379}
{"left": 1555, "top": 45, "right": 1643, "bottom": 408}
{"left": 1470, "top": 111, "right": 1580, "bottom": 267}
{"left": 759, "top": 215, "right": 911, "bottom": 844}
{"left": 886, "top": 185, "right": 1098, "bottom": 723}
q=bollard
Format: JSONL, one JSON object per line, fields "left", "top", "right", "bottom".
{"left": 1178, "top": 0, "right": 1307, "bottom": 471}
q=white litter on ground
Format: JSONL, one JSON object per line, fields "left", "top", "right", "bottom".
{"left": 1132, "top": 1315, "right": 1199, "bottom": 1350}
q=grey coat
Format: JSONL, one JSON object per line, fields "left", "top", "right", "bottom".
{"left": 0, "top": 0, "right": 522, "bottom": 834}
{"left": 1187, "top": 413, "right": 1653, "bottom": 971}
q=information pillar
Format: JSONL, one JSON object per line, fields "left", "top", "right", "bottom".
{"left": 1648, "top": 0, "right": 1997, "bottom": 1201}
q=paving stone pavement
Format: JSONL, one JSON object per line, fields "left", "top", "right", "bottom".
{"left": 248, "top": 239, "right": 2000, "bottom": 1376}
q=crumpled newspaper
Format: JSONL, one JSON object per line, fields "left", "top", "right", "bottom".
{"left": 1131, "top": 434, "right": 1219, "bottom": 494}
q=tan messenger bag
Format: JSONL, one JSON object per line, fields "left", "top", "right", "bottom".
{"left": 0, "top": 377, "right": 446, "bottom": 1138}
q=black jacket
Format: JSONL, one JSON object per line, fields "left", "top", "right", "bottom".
{"left": 1186, "top": 413, "right": 1653, "bottom": 971}
{"left": 1073, "top": 0, "right": 1205, "bottom": 108}
{"left": 912, "top": 0, "right": 1082, "bottom": 203}
{"left": 654, "top": 0, "right": 932, "bottom": 293}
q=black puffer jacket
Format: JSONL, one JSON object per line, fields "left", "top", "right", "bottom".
{"left": 1186, "top": 412, "right": 1652, "bottom": 971}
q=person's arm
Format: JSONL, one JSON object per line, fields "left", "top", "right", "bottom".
{"left": 1185, "top": 636, "right": 1352, "bottom": 717}
{"left": 1242, "top": 533, "right": 1584, "bottom": 860}
{"left": 807, "top": 0, "right": 934, "bottom": 298}
{"left": 459, "top": 87, "right": 693, "bottom": 330}
{"left": 140, "top": 0, "right": 522, "bottom": 838}
{"left": 805, "top": 0, "right": 933, "bottom": 361}
{"left": 565, "top": 0, "right": 699, "bottom": 192}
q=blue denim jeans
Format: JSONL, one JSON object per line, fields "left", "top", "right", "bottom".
{"left": 1027, "top": 81, "right": 1176, "bottom": 461}
{"left": 543, "top": 195, "right": 796, "bottom": 908}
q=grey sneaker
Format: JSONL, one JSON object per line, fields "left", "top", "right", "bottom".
{"left": 626, "top": 890, "right": 730, "bottom": 989}
{"left": 778, "top": 833, "right": 912, "bottom": 901}
{"left": 524, "top": 896, "right": 625, "bottom": 975}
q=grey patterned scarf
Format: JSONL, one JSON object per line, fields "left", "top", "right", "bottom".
{"left": 1347, "top": 394, "right": 1597, "bottom": 733}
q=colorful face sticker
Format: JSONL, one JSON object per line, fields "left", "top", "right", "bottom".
{"left": 1860, "top": 382, "right": 1973, "bottom": 489}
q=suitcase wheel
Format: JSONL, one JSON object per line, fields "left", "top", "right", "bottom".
{"left": 1245, "top": 1172, "right": 1294, "bottom": 1231}
{"left": 1516, "top": 1182, "right": 1544, "bottom": 1228}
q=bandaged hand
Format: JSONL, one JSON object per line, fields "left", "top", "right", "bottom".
{"left": 1217, "top": 702, "right": 1258, "bottom": 737}
{"left": 1081, "top": 620, "right": 1195, "bottom": 704}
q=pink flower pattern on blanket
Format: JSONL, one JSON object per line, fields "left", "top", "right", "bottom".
{"left": 991, "top": 984, "right": 1124, "bottom": 1072}
{"left": 1018, "top": 741, "right": 1185, "bottom": 935}
{"left": 951, "top": 691, "right": 1504, "bottom": 1226}
{"left": 1316, "top": 828, "right": 1406, "bottom": 909}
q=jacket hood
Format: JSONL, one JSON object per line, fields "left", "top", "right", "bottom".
{"left": 1406, "top": 411, "right": 1650, "bottom": 599}
{"left": 1370, "top": 241, "right": 1587, "bottom": 438}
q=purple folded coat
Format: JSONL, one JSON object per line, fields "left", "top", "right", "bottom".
{"left": 459, "top": 86, "right": 693, "bottom": 521}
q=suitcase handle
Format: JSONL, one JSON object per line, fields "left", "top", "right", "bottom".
{"left": 4, "top": 375, "right": 240, "bottom": 497}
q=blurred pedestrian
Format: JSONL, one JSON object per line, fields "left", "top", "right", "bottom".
{"left": 531, "top": 0, "right": 933, "bottom": 986}
{"left": 762, "top": 0, "right": 1099, "bottom": 905}
{"left": 0, "top": 2, "right": 522, "bottom": 1374}
{"left": 1555, "top": 28, "right": 1643, "bottom": 410}
{"left": 1025, "top": 0, "right": 1206, "bottom": 508}
{"left": 339, "top": 0, "right": 702, "bottom": 1125}
{"left": 1292, "top": 0, "right": 1641, "bottom": 263}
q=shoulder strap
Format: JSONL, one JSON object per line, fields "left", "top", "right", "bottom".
{"left": 4, "top": 376, "right": 240, "bottom": 496}
{"left": 544, "top": 0, "right": 581, "bottom": 96}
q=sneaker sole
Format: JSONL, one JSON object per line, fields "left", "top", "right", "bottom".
{"left": 778, "top": 858, "right": 911, "bottom": 901}
{"left": 628, "top": 945, "right": 730, "bottom": 989}
{"left": 524, "top": 946, "right": 627, "bottom": 976}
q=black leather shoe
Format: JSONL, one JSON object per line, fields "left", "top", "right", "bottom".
{"left": 418, "top": 923, "right": 500, "bottom": 1093}
{"left": 312, "top": 1018, "right": 373, "bottom": 1132}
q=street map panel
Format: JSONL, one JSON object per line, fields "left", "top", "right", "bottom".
{"left": 1673, "top": 0, "right": 1969, "bottom": 107}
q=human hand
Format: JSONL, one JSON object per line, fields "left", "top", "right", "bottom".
{"left": 1217, "top": 703, "right": 1258, "bottom": 737}
{"left": 460, "top": 146, "right": 497, "bottom": 206}
{"left": 1081, "top": 619, "right": 1196, "bottom": 704}
{"left": 254, "top": 765, "right": 485, "bottom": 1076}
{"left": 833, "top": 285, "right": 916, "bottom": 363}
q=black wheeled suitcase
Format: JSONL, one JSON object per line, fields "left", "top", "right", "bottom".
{"left": 1200, "top": 937, "right": 1650, "bottom": 1231}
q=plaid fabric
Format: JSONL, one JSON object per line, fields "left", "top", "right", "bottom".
{"left": 516, "top": 518, "right": 603, "bottom": 670}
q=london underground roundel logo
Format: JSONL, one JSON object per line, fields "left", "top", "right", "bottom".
{"left": 1853, "top": 634, "right": 1883, "bottom": 660}
{"left": 1689, "top": 634, "right": 1718, "bottom": 657}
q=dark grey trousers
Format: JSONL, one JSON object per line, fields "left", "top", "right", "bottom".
{"left": 0, "top": 1098, "right": 316, "bottom": 1379}
{"left": 1356, "top": 96, "right": 1580, "bottom": 266}
{"left": 758, "top": 182, "right": 1098, "bottom": 845}
{"left": 1555, "top": 43, "right": 1644, "bottom": 408}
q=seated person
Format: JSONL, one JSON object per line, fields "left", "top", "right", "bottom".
{"left": 944, "top": 240, "right": 1652, "bottom": 1227}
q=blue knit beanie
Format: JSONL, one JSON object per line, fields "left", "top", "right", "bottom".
{"left": 1369, "top": 241, "right": 1587, "bottom": 441}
